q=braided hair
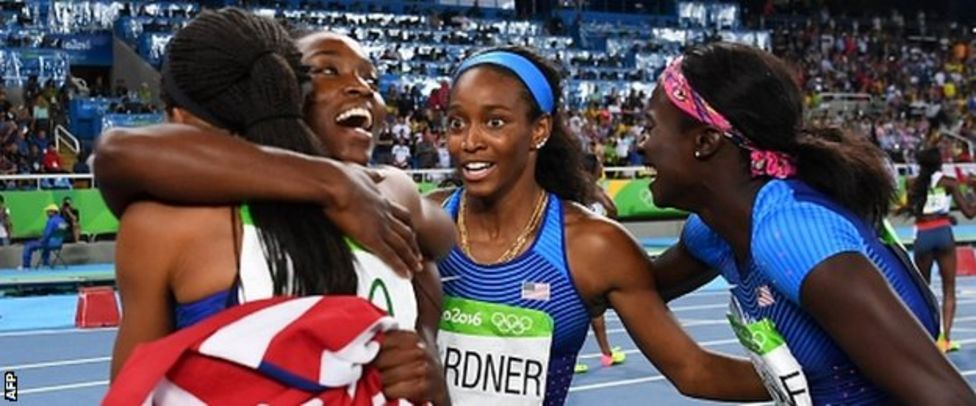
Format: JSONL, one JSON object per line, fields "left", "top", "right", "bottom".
{"left": 161, "top": 8, "right": 356, "bottom": 296}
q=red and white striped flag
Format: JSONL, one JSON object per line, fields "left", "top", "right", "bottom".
{"left": 105, "top": 296, "right": 398, "bottom": 406}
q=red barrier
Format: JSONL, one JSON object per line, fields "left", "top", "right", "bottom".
{"left": 75, "top": 286, "right": 120, "bottom": 328}
{"left": 956, "top": 246, "right": 976, "bottom": 276}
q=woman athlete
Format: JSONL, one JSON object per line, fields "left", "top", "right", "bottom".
{"left": 100, "top": 16, "right": 449, "bottom": 404}
{"left": 645, "top": 42, "right": 974, "bottom": 404}
{"left": 904, "top": 146, "right": 976, "bottom": 352}
{"left": 428, "top": 46, "right": 768, "bottom": 405}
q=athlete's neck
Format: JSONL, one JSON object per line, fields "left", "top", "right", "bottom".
{"left": 465, "top": 181, "right": 546, "bottom": 242}
{"left": 694, "top": 177, "right": 767, "bottom": 263}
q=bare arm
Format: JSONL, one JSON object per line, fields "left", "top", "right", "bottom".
{"left": 801, "top": 253, "right": 975, "bottom": 405}
{"left": 94, "top": 124, "right": 423, "bottom": 275}
{"left": 424, "top": 187, "right": 457, "bottom": 206}
{"left": 411, "top": 261, "right": 449, "bottom": 405}
{"left": 379, "top": 168, "right": 455, "bottom": 260}
{"left": 653, "top": 242, "right": 720, "bottom": 302}
{"left": 567, "top": 213, "right": 768, "bottom": 401}
{"left": 95, "top": 124, "right": 346, "bottom": 217}
{"left": 944, "top": 177, "right": 976, "bottom": 219}
{"left": 110, "top": 202, "right": 182, "bottom": 380}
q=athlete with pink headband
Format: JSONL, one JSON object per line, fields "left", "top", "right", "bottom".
{"left": 645, "top": 42, "right": 974, "bottom": 404}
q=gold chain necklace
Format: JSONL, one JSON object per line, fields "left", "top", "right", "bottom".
{"left": 458, "top": 190, "right": 548, "bottom": 264}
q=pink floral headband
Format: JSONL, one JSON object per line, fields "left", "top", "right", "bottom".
{"left": 661, "top": 57, "right": 796, "bottom": 179}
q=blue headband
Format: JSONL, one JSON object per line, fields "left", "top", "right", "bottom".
{"left": 454, "top": 51, "right": 555, "bottom": 114}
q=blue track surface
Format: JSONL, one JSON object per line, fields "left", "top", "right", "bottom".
{"left": 2, "top": 276, "right": 976, "bottom": 405}
{"left": 3, "top": 221, "right": 976, "bottom": 404}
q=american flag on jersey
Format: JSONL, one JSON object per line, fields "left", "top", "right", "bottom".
{"left": 521, "top": 281, "right": 551, "bottom": 301}
{"left": 757, "top": 285, "right": 776, "bottom": 308}
{"left": 104, "top": 296, "right": 398, "bottom": 406}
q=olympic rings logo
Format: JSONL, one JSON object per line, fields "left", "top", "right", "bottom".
{"left": 491, "top": 312, "right": 533, "bottom": 335}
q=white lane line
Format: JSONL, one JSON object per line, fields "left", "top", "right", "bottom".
{"left": 0, "top": 327, "right": 116, "bottom": 338}
{"left": 588, "top": 319, "right": 731, "bottom": 338}
{"left": 577, "top": 338, "right": 740, "bottom": 359}
{"left": 569, "top": 375, "right": 667, "bottom": 392}
{"left": 1, "top": 356, "right": 110, "bottom": 371}
{"left": 570, "top": 368, "right": 976, "bottom": 393}
{"left": 19, "top": 380, "right": 109, "bottom": 395}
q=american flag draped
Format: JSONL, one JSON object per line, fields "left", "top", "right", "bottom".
{"left": 105, "top": 296, "right": 399, "bottom": 406}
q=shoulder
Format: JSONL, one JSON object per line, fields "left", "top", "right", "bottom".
{"left": 375, "top": 166, "right": 423, "bottom": 213}
{"left": 564, "top": 201, "right": 647, "bottom": 273}
{"left": 425, "top": 187, "right": 458, "bottom": 206}
{"left": 753, "top": 183, "right": 863, "bottom": 250}
{"left": 376, "top": 166, "right": 456, "bottom": 258}
{"left": 676, "top": 214, "right": 735, "bottom": 269}
{"left": 750, "top": 186, "right": 867, "bottom": 300}
{"left": 563, "top": 201, "right": 654, "bottom": 302}
{"left": 118, "top": 201, "right": 229, "bottom": 246}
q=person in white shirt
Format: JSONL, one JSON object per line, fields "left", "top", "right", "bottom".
{"left": 392, "top": 140, "right": 412, "bottom": 169}
{"left": 391, "top": 116, "right": 411, "bottom": 143}
{"left": 436, "top": 139, "right": 451, "bottom": 169}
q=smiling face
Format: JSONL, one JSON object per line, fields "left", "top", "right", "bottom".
{"left": 297, "top": 32, "right": 386, "bottom": 166}
{"left": 446, "top": 66, "right": 550, "bottom": 200}
{"left": 638, "top": 87, "right": 701, "bottom": 209}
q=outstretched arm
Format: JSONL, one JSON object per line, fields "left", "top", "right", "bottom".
{"left": 754, "top": 203, "right": 975, "bottom": 404}
{"left": 802, "top": 253, "right": 975, "bottom": 405}
{"left": 94, "top": 124, "right": 423, "bottom": 275}
{"left": 567, "top": 215, "right": 768, "bottom": 401}
{"left": 95, "top": 124, "right": 347, "bottom": 217}
{"left": 653, "top": 242, "right": 719, "bottom": 302}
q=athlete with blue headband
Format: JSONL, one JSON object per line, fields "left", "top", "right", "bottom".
{"left": 429, "top": 46, "right": 772, "bottom": 405}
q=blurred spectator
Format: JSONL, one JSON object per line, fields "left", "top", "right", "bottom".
{"left": 32, "top": 128, "right": 49, "bottom": 151}
{"left": 0, "top": 195, "right": 12, "bottom": 246}
{"left": 392, "top": 139, "right": 412, "bottom": 169}
{"left": 42, "top": 142, "right": 62, "bottom": 173}
{"left": 114, "top": 79, "right": 129, "bottom": 98}
{"left": 138, "top": 82, "right": 152, "bottom": 105}
{"left": 391, "top": 115, "right": 411, "bottom": 142}
{"left": 436, "top": 136, "right": 451, "bottom": 169}
{"left": 0, "top": 89, "right": 11, "bottom": 115}
{"left": 61, "top": 196, "right": 80, "bottom": 243}
{"left": 32, "top": 95, "right": 50, "bottom": 132}
{"left": 24, "top": 144, "right": 42, "bottom": 173}
{"left": 414, "top": 131, "right": 438, "bottom": 170}
{"left": 73, "top": 148, "right": 91, "bottom": 174}
{"left": 20, "top": 204, "right": 67, "bottom": 269}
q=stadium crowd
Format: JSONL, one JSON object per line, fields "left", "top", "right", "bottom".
{"left": 369, "top": 9, "right": 976, "bottom": 170}
{"left": 0, "top": 2, "right": 974, "bottom": 173}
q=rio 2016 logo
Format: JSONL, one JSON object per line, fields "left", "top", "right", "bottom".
{"left": 442, "top": 307, "right": 483, "bottom": 326}
{"left": 490, "top": 313, "right": 533, "bottom": 335}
